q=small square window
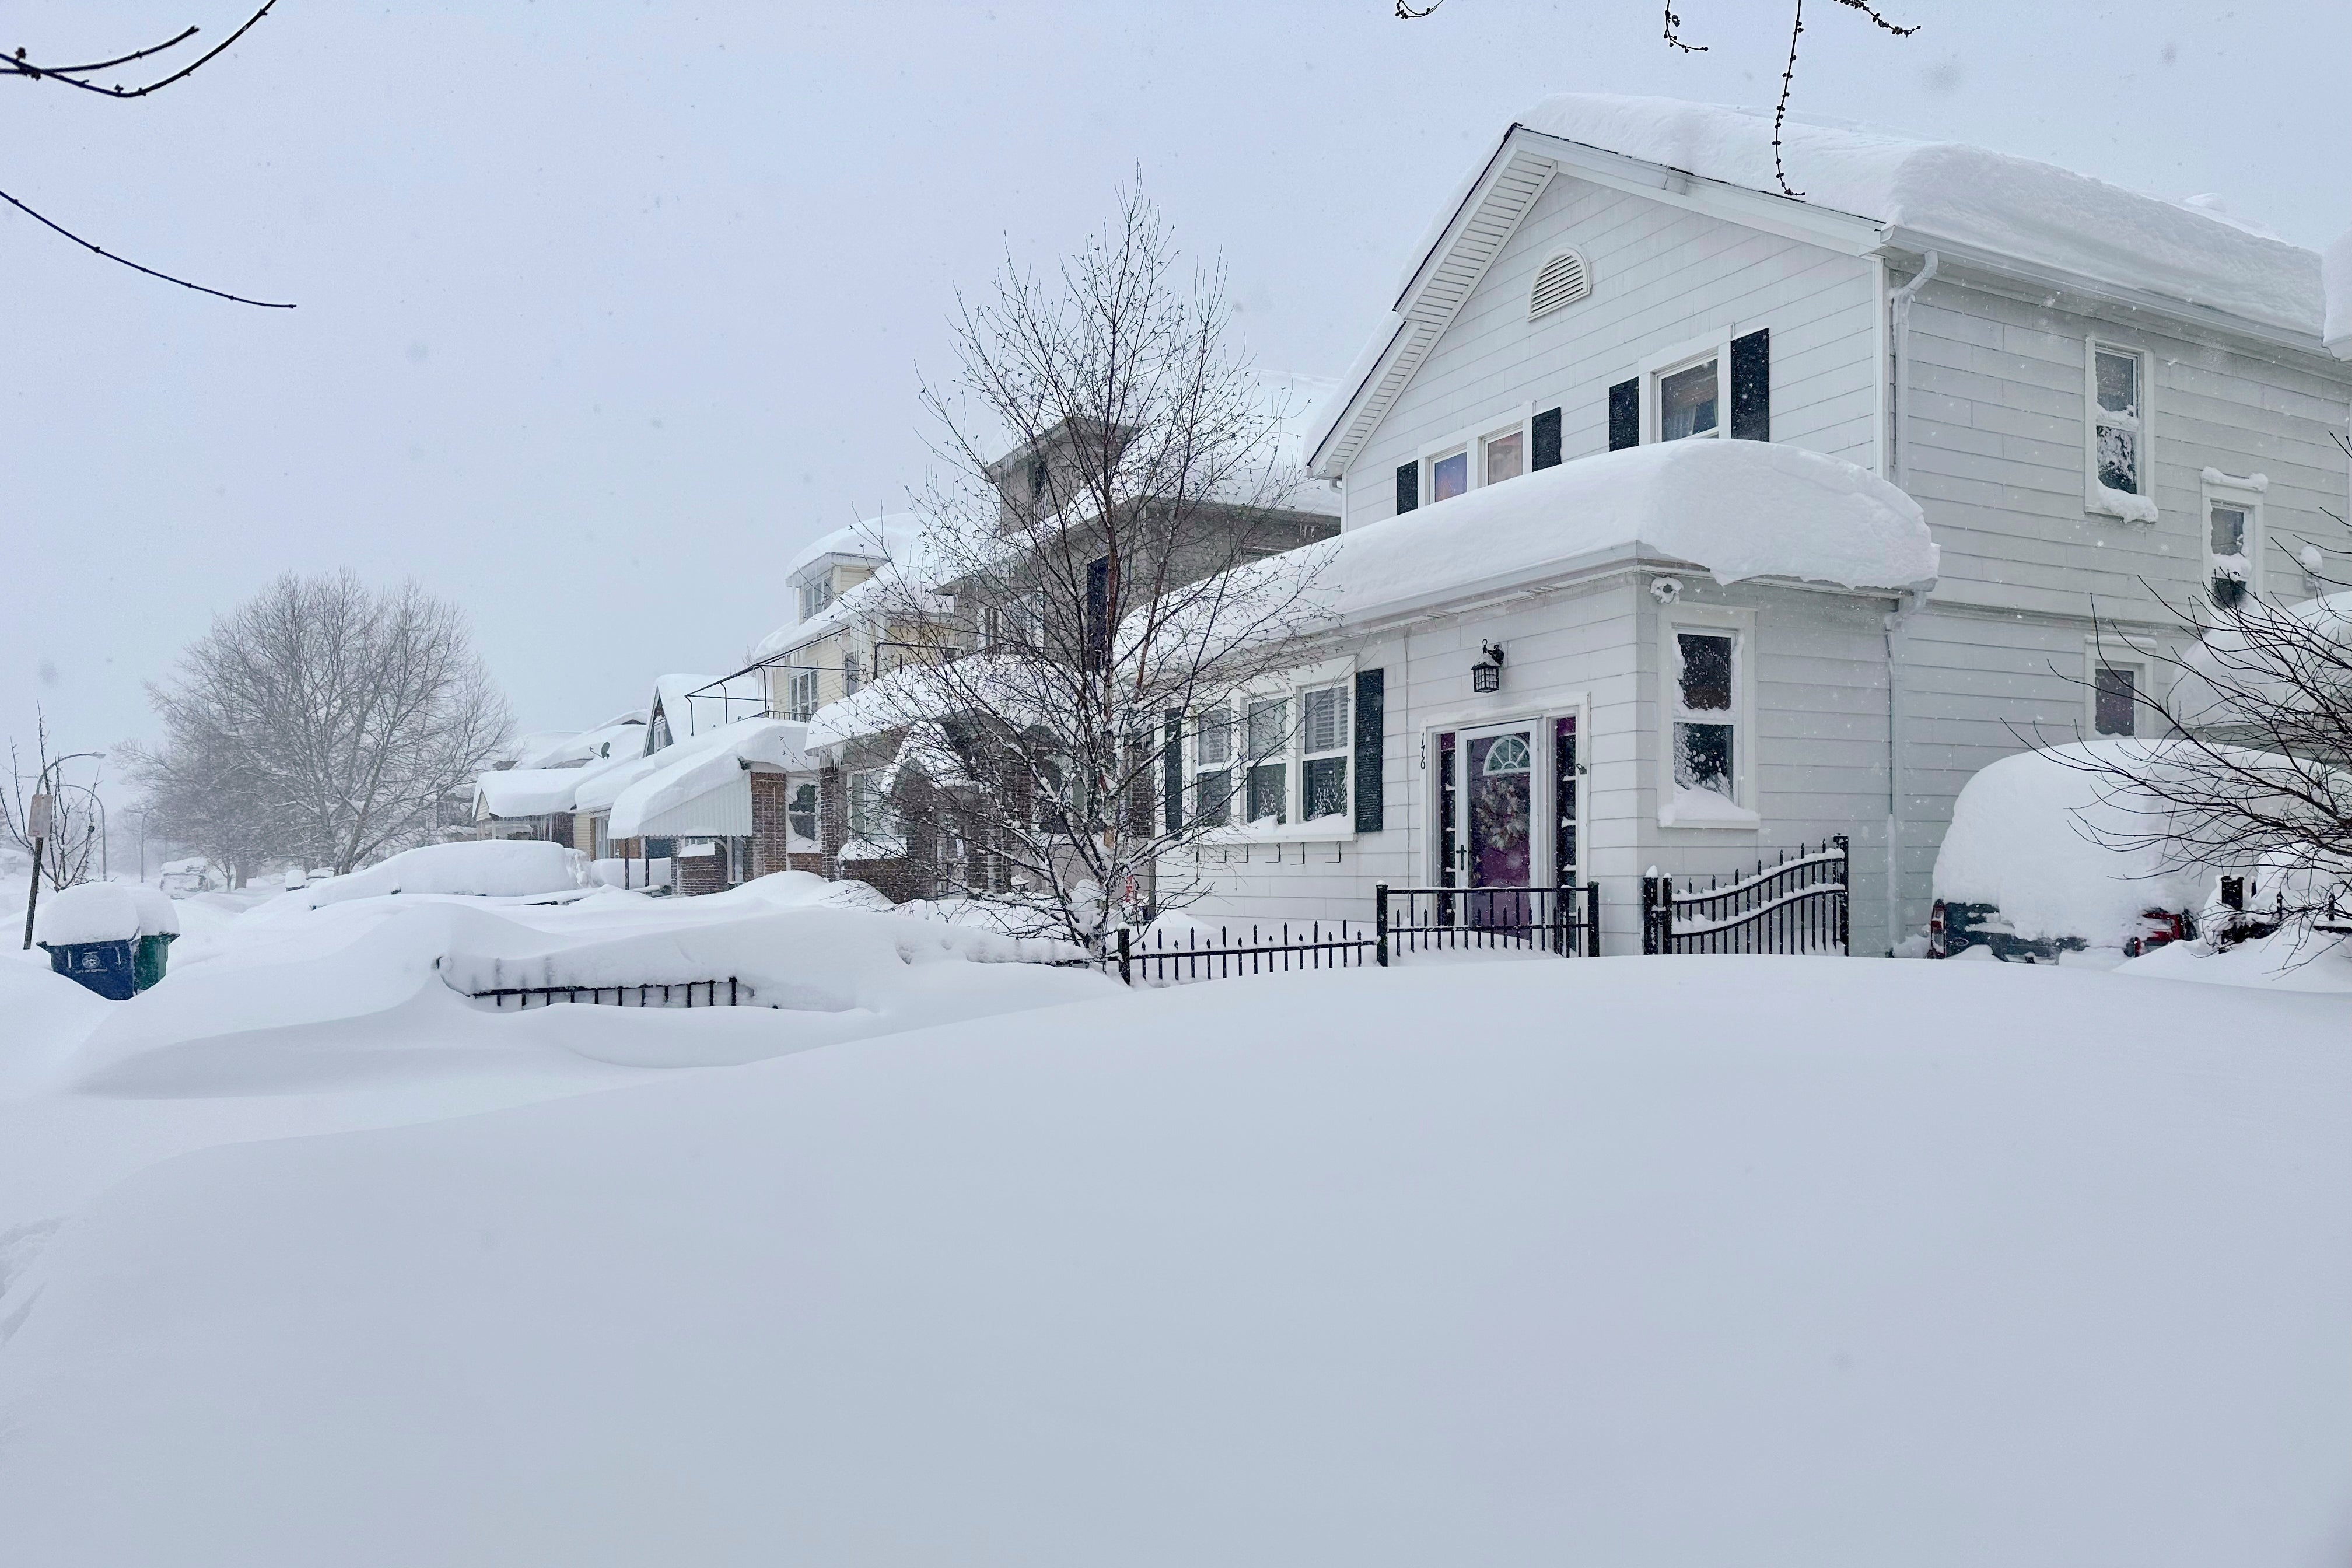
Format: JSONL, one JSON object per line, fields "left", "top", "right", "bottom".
{"left": 2095, "top": 666, "right": 2137, "bottom": 736}
{"left": 1658, "top": 359, "right": 1720, "bottom": 441}
{"left": 1482, "top": 429, "right": 1524, "bottom": 484}
{"left": 1430, "top": 449, "right": 1469, "bottom": 503}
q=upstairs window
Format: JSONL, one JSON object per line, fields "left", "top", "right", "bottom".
{"left": 1482, "top": 428, "right": 1524, "bottom": 485}
{"left": 843, "top": 651, "right": 862, "bottom": 695}
{"left": 1429, "top": 448, "right": 1469, "bottom": 503}
{"left": 799, "top": 574, "right": 834, "bottom": 622}
{"left": 2087, "top": 342, "right": 2154, "bottom": 520}
{"left": 786, "top": 668, "right": 819, "bottom": 722}
{"left": 2210, "top": 503, "right": 2252, "bottom": 608}
{"left": 1657, "top": 356, "right": 1721, "bottom": 441}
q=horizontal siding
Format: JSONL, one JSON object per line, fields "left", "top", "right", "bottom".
{"left": 1905, "top": 279, "right": 2352, "bottom": 622}
{"left": 1342, "top": 174, "right": 1881, "bottom": 528}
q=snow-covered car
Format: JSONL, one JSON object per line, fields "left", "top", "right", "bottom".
{"left": 1929, "top": 741, "right": 2221, "bottom": 962}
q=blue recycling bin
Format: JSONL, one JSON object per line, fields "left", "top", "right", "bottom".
{"left": 41, "top": 938, "right": 139, "bottom": 1001}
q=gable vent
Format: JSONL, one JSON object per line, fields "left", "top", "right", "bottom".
{"left": 1528, "top": 249, "right": 1591, "bottom": 320}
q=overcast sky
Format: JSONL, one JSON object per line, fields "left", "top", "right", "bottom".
{"left": 5, "top": 0, "right": 2345, "bottom": 765}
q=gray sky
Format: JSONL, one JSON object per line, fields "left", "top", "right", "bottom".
{"left": 5, "top": 0, "right": 2345, "bottom": 764}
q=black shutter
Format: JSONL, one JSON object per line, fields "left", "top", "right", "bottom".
{"left": 1394, "top": 461, "right": 1418, "bottom": 514}
{"left": 1352, "top": 668, "right": 1385, "bottom": 833}
{"left": 1730, "top": 328, "right": 1770, "bottom": 441}
{"left": 1085, "top": 556, "right": 1108, "bottom": 668}
{"left": 1607, "top": 379, "right": 1639, "bottom": 450}
{"left": 1531, "top": 407, "right": 1562, "bottom": 470}
{"left": 1162, "top": 710, "right": 1184, "bottom": 834}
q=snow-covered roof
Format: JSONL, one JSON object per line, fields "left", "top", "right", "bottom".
{"left": 1311, "top": 94, "right": 2333, "bottom": 470}
{"left": 754, "top": 515, "right": 932, "bottom": 661}
{"left": 476, "top": 768, "right": 593, "bottom": 821}
{"left": 512, "top": 716, "right": 647, "bottom": 771}
{"left": 2326, "top": 229, "right": 2352, "bottom": 360}
{"left": 646, "top": 674, "right": 762, "bottom": 749}
{"left": 1282, "top": 440, "right": 1935, "bottom": 629}
{"left": 607, "top": 718, "right": 810, "bottom": 840}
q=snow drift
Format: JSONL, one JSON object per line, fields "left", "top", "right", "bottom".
{"left": 4, "top": 958, "right": 2350, "bottom": 1566}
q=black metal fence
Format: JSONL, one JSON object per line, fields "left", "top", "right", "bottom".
{"left": 1642, "top": 837, "right": 1848, "bottom": 956}
{"left": 1374, "top": 883, "right": 1602, "bottom": 961}
{"left": 1107, "top": 922, "right": 1377, "bottom": 985}
{"left": 474, "top": 979, "right": 746, "bottom": 1009}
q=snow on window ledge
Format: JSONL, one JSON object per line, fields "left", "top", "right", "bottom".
{"left": 1658, "top": 784, "right": 1760, "bottom": 831}
{"left": 1194, "top": 817, "right": 1358, "bottom": 848}
{"left": 2089, "top": 484, "right": 2160, "bottom": 525}
{"left": 2200, "top": 466, "right": 2269, "bottom": 492}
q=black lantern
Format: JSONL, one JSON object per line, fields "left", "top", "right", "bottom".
{"left": 1471, "top": 641, "right": 1506, "bottom": 694}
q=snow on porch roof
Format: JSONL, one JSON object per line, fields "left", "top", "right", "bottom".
{"left": 607, "top": 718, "right": 810, "bottom": 841}
{"left": 1276, "top": 440, "right": 1936, "bottom": 627}
{"left": 475, "top": 768, "right": 594, "bottom": 821}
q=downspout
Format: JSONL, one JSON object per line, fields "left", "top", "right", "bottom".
{"left": 1882, "top": 253, "right": 1937, "bottom": 954}
{"left": 1889, "top": 251, "right": 1939, "bottom": 490}
{"left": 1883, "top": 589, "right": 1923, "bottom": 954}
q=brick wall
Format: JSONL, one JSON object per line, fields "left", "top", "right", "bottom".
{"left": 675, "top": 846, "right": 730, "bottom": 897}
{"left": 750, "top": 771, "right": 791, "bottom": 878}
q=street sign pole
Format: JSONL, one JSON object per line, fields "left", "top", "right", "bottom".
{"left": 21, "top": 794, "right": 52, "bottom": 951}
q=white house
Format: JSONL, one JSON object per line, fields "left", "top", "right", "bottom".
{"left": 1172, "top": 94, "right": 2352, "bottom": 954}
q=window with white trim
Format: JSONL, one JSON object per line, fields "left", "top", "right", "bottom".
{"left": 1671, "top": 629, "right": 1737, "bottom": 799}
{"left": 1300, "top": 684, "right": 1350, "bottom": 821}
{"left": 786, "top": 782, "right": 818, "bottom": 841}
{"left": 1245, "top": 697, "right": 1288, "bottom": 824}
{"left": 1480, "top": 426, "right": 1524, "bottom": 485}
{"left": 1429, "top": 447, "right": 1469, "bottom": 505}
{"left": 2087, "top": 342, "right": 2152, "bottom": 517}
{"left": 2202, "top": 474, "right": 2264, "bottom": 612}
{"left": 1657, "top": 355, "right": 1722, "bottom": 442}
{"left": 1192, "top": 706, "right": 1234, "bottom": 827}
{"left": 2089, "top": 649, "right": 2147, "bottom": 738}
{"left": 785, "top": 668, "right": 819, "bottom": 722}
{"left": 798, "top": 573, "right": 834, "bottom": 622}
{"left": 848, "top": 769, "right": 892, "bottom": 839}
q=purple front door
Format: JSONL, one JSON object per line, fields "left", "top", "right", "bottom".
{"left": 1463, "top": 727, "right": 1535, "bottom": 929}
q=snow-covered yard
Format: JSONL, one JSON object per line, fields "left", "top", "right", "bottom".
{"left": 3, "top": 877, "right": 2351, "bottom": 1565}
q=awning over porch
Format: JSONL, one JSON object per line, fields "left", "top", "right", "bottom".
{"left": 606, "top": 718, "right": 809, "bottom": 840}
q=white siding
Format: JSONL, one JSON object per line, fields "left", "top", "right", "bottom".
{"left": 1341, "top": 173, "right": 1882, "bottom": 528}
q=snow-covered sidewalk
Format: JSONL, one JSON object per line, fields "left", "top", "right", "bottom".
{"left": 3, "top": 930, "right": 2350, "bottom": 1564}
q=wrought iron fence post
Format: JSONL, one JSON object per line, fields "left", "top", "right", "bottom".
{"left": 1116, "top": 927, "right": 1132, "bottom": 986}
{"left": 1585, "top": 882, "right": 1601, "bottom": 957}
{"left": 1375, "top": 884, "right": 1390, "bottom": 967}
{"left": 1833, "top": 834, "right": 1850, "bottom": 955}
{"left": 1641, "top": 876, "right": 1665, "bottom": 955}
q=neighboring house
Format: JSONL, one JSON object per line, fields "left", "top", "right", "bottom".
{"left": 575, "top": 673, "right": 773, "bottom": 891}
{"left": 793, "top": 399, "right": 1345, "bottom": 901}
{"left": 472, "top": 712, "right": 648, "bottom": 847}
{"left": 1166, "top": 94, "right": 2351, "bottom": 953}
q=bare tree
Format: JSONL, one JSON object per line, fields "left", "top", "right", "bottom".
{"left": 1, "top": 713, "right": 109, "bottom": 892}
{"left": 123, "top": 573, "right": 513, "bottom": 877}
{"left": 4, "top": 5, "right": 292, "bottom": 306}
{"left": 2057, "top": 431, "right": 2352, "bottom": 932}
{"left": 848, "top": 185, "right": 1335, "bottom": 950}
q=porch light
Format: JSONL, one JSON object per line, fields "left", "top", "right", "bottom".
{"left": 1472, "top": 642, "right": 1506, "bottom": 694}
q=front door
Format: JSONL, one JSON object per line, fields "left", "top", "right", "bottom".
{"left": 1459, "top": 722, "right": 1538, "bottom": 929}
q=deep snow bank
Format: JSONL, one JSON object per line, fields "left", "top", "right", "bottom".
{"left": 4, "top": 959, "right": 2348, "bottom": 1567}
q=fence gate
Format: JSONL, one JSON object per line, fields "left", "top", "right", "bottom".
{"left": 1642, "top": 836, "right": 1848, "bottom": 956}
